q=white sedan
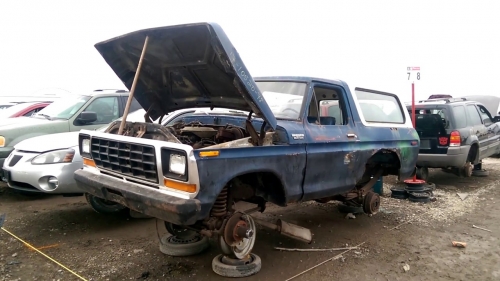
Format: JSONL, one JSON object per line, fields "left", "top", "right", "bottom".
{"left": 2, "top": 108, "right": 203, "bottom": 195}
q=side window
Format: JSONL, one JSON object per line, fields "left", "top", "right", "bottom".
{"left": 85, "top": 97, "right": 119, "bottom": 124}
{"left": 355, "top": 89, "right": 404, "bottom": 124}
{"left": 466, "top": 105, "right": 482, "bottom": 126}
{"left": 477, "top": 105, "right": 493, "bottom": 125}
{"left": 307, "top": 86, "right": 346, "bottom": 125}
{"left": 452, "top": 106, "right": 467, "bottom": 128}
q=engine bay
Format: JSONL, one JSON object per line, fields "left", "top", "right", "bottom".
{"left": 104, "top": 119, "right": 275, "bottom": 149}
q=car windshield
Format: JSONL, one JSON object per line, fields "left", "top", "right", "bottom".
{"left": 255, "top": 81, "right": 307, "bottom": 119}
{"left": 35, "top": 95, "right": 90, "bottom": 119}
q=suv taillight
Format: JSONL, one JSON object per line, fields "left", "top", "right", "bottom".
{"left": 449, "top": 131, "right": 460, "bottom": 147}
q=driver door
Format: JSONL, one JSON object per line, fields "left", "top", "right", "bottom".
{"left": 301, "top": 83, "right": 360, "bottom": 200}
{"left": 476, "top": 104, "right": 500, "bottom": 156}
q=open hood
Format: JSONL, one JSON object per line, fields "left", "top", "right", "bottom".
{"left": 94, "top": 22, "right": 277, "bottom": 129}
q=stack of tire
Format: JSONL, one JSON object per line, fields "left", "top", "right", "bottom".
{"left": 390, "top": 182, "right": 435, "bottom": 203}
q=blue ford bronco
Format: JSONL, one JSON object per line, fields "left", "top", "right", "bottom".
{"left": 74, "top": 22, "right": 419, "bottom": 277}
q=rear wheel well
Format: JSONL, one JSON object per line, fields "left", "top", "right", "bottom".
{"left": 357, "top": 150, "right": 401, "bottom": 185}
{"left": 468, "top": 143, "right": 479, "bottom": 164}
{"left": 227, "top": 172, "right": 286, "bottom": 207}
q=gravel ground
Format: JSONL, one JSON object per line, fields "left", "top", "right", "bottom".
{"left": 1, "top": 158, "right": 500, "bottom": 280}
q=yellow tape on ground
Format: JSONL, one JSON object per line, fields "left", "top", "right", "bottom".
{"left": 1, "top": 227, "right": 88, "bottom": 281}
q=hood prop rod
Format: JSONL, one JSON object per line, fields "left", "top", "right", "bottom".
{"left": 118, "top": 35, "right": 150, "bottom": 135}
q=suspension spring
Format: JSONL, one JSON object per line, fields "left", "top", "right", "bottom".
{"left": 211, "top": 187, "right": 228, "bottom": 217}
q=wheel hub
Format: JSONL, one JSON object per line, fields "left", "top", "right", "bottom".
{"left": 363, "top": 191, "right": 380, "bottom": 215}
{"left": 219, "top": 212, "right": 256, "bottom": 259}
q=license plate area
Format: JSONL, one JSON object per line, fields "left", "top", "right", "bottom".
{"left": 420, "top": 139, "right": 431, "bottom": 149}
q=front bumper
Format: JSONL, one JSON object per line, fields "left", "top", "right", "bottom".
{"left": 74, "top": 169, "right": 201, "bottom": 225}
{"left": 416, "top": 145, "right": 470, "bottom": 168}
{"left": 0, "top": 146, "right": 14, "bottom": 178}
{"left": 2, "top": 150, "right": 84, "bottom": 194}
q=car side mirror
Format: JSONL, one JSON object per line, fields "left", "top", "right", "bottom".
{"left": 494, "top": 116, "right": 500, "bottom": 123}
{"left": 77, "top": 111, "right": 97, "bottom": 124}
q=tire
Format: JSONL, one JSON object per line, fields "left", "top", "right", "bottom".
{"left": 472, "top": 169, "right": 489, "bottom": 177}
{"left": 84, "top": 193, "right": 127, "bottom": 214}
{"left": 416, "top": 167, "right": 429, "bottom": 182}
{"left": 159, "top": 234, "right": 209, "bottom": 257}
{"left": 338, "top": 203, "right": 364, "bottom": 214}
{"left": 408, "top": 192, "right": 431, "bottom": 203}
{"left": 212, "top": 253, "right": 262, "bottom": 278}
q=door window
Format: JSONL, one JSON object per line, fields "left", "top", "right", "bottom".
{"left": 466, "top": 105, "right": 482, "bottom": 126}
{"left": 307, "top": 87, "right": 347, "bottom": 125}
{"left": 84, "top": 97, "right": 119, "bottom": 124}
{"left": 477, "top": 105, "right": 493, "bottom": 126}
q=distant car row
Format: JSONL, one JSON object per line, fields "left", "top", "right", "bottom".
{"left": 0, "top": 101, "right": 51, "bottom": 118}
{"left": 1, "top": 89, "right": 244, "bottom": 213}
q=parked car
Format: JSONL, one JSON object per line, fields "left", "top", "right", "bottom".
{"left": 0, "top": 102, "right": 51, "bottom": 119}
{"left": 1, "top": 107, "right": 221, "bottom": 198}
{"left": 72, "top": 23, "right": 419, "bottom": 277}
{"left": 0, "top": 102, "right": 16, "bottom": 110}
{"left": 408, "top": 97, "right": 500, "bottom": 180}
{"left": 0, "top": 89, "right": 142, "bottom": 177}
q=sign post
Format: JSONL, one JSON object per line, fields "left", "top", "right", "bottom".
{"left": 407, "top": 66, "right": 420, "bottom": 182}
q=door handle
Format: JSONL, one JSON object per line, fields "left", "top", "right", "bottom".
{"left": 347, "top": 133, "right": 358, "bottom": 138}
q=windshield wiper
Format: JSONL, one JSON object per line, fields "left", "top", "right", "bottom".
{"left": 36, "top": 114, "right": 52, "bottom": 120}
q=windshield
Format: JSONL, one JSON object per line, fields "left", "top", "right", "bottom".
{"left": 35, "top": 95, "right": 90, "bottom": 119}
{"left": 255, "top": 81, "right": 307, "bottom": 119}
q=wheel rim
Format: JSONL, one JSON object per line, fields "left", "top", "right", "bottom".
{"left": 165, "top": 222, "right": 197, "bottom": 240}
{"left": 219, "top": 213, "right": 256, "bottom": 259}
{"left": 166, "top": 234, "right": 202, "bottom": 245}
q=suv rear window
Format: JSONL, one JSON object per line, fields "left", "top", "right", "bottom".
{"left": 409, "top": 107, "right": 450, "bottom": 129}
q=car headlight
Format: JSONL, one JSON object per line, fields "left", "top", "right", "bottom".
{"left": 0, "top": 136, "right": 5, "bottom": 147}
{"left": 31, "top": 149, "right": 75, "bottom": 165}
{"left": 169, "top": 154, "right": 186, "bottom": 175}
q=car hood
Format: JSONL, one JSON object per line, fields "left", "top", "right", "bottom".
{"left": 14, "top": 132, "right": 79, "bottom": 153}
{"left": 94, "top": 22, "right": 277, "bottom": 130}
{"left": 0, "top": 116, "right": 51, "bottom": 127}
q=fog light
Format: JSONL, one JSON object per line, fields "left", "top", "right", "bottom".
{"left": 48, "top": 177, "right": 59, "bottom": 190}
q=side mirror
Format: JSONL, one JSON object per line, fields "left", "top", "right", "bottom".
{"left": 77, "top": 111, "right": 97, "bottom": 124}
{"left": 494, "top": 116, "right": 500, "bottom": 123}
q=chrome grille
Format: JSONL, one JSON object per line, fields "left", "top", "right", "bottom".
{"left": 90, "top": 137, "right": 158, "bottom": 183}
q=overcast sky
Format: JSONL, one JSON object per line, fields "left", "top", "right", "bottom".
{"left": 0, "top": 0, "right": 498, "bottom": 103}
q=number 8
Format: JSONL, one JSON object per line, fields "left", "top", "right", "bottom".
{"left": 417, "top": 72, "right": 420, "bottom": 80}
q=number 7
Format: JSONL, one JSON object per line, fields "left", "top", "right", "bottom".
{"left": 407, "top": 72, "right": 410, "bottom": 80}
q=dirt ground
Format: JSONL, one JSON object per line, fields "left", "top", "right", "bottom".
{"left": 1, "top": 159, "right": 500, "bottom": 281}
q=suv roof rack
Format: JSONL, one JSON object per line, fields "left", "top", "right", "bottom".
{"left": 418, "top": 97, "right": 467, "bottom": 104}
{"left": 93, "top": 89, "right": 128, "bottom": 93}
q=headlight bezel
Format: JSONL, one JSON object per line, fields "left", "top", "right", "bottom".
{"left": 31, "top": 148, "right": 75, "bottom": 165}
{"left": 161, "top": 148, "right": 188, "bottom": 181}
{"left": 79, "top": 134, "right": 91, "bottom": 159}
